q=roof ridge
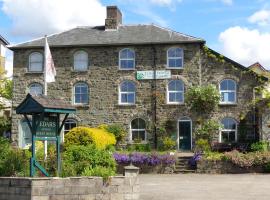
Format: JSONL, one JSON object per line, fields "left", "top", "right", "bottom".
{"left": 151, "top": 23, "right": 205, "bottom": 41}
{"left": 8, "top": 27, "right": 79, "bottom": 48}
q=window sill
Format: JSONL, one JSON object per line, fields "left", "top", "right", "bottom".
{"left": 219, "top": 103, "right": 237, "bottom": 106}
{"left": 166, "top": 67, "right": 184, "bottom": 70}
{"left": 166, "top": 102, "right": 185, "bottom": 105}
{"left": 118, "top": 68, "right": 135, "bottom": 71}
{"left": 25, "top": 71, "right": 44, "bottom": 74}
{"left": 73, "top": 104, "right": 89, "bottom": 109}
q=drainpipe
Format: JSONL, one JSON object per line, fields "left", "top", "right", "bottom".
{"left": 151, "top": 45, "right": 157, "bottom": 149}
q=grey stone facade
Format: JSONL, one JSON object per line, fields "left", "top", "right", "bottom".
{"left": 9, "top": 6, "right": 264, "bottom": 149}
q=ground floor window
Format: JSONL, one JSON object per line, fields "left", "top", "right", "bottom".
{"left": 19, "top": 119, "right": 32, "bottom": 149}
{"left": 64, "top": 119, "right": 77, "bottom": 134}
{"left": 131, "top": 118, "right": 146, "bottom": 141}
{"left": 220, "top": 118, "right": 237, "bottom": 142}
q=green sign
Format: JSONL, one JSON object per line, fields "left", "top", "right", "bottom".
{"left": 36, "top": 116, "right": 57, "bottom": 137}
{"left": 136, "top": 70, "right": 171, "bottom": 80}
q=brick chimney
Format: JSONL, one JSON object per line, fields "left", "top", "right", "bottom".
{"left": 105, "top": 6, "right": 122, "bottom": 30}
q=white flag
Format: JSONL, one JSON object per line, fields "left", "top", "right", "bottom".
{"left": 44, "top": 37, "right": 56, "bottom": 83}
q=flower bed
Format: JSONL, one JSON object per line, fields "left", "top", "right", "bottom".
{"left": 196, "top": 150, "right": 270, "bottom": 174}
{"left": 113, "top": 152, "right": 176, "bottom": 174}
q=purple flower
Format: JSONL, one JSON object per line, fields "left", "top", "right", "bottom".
{"left": 147, "top": 152, "right": 162, "bottom": 166}
{"left": 113, "top": 153, "right": 130, "bottom": 165}
{"left": 160, "top": 154, "right": 176, "bottom": 166}
{"left": 130, "top": 152, "right": 148, "bottom": 165}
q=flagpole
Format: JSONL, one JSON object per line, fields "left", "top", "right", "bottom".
{"left": 44, "top": 35, "right": 48, "bottom": 160}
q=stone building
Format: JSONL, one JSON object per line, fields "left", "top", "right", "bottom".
{"left": 0, "top": 34, "right": 9, "bottom": 77}
{"left": 8, "top": 6, "right": 267, "bottom": 150}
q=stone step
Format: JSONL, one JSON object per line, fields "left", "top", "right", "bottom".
{"left": 174, "top": 169, "right": 196, "bottom": 174}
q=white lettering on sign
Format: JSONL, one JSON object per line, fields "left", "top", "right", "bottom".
{"left": 136, "top": 70, "right": 171, "bottom": 80}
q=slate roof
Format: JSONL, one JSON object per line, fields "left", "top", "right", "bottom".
{"left": 0, "top": 35, "right": 9, "bottom": 45}
{"left": 16, "top": 94, "right": 76, "bottom": 114}
{"left": 9, "top": 24, "right": 205, "bottom": 49}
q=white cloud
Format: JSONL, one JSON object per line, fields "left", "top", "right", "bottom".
{"left": 4, "top": 50, "right": 13, "bottom": 78}
{"left": 1, "top": 0, "right": 106, "bottom": 37}
{"left": 219, "top": 26, "right": 270, "bottom": 68}
{"left": 248, "top": 9, "right": 270, "bottom": 26}
{"left": 221, "top": 0, "right": 233, "bottom": 5}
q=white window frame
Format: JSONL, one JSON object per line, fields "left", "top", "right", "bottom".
{"left": 219, "top": 79, "right": 237, "bottom": 104}
{"left": 167, "top": 80, "right": 184, "bottom": 104}
{"left": 73, "top": 82, "right": 89, "bottom": 105}
{"left": 167, "top": 47, "right": 184, "bottom": 69}
{"left": 29, "top": 83, "right": 43, "bottom": 96}
{"left": 219, "top": 118, "right": 237, "bottom": 143}
{"left": 119, "top": 81, "right": 136, "bottom": 105}
{"left": 64, "top": 118, "right": 77, "bottom": 134}
{"left": 73, "top": 50, "right": 88, "bottom": 71}
{"left": 130, "top": 118, "right": 147, "bottom": 142}
{"left": 119, "top": 48, "right": 135, "bottom": 70}
{"left": 28, "top": 52, "right": 43, "bottom": 72}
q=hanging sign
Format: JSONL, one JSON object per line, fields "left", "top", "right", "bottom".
{"left": 136, "top": 70, "right": 171, "bottom": 80}
{"left": 36, "top": 116, "right": 57, "bottom": 137}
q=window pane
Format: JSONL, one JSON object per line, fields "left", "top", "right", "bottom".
{"left": 120, "top": 49, "right": 128, "bottom": 59}
{"left": 29, "top": 84, "right": 43, "bottom": 95}
{"left": 74, "top": 61, "right": 87, "bottom": 71}
{"left": 121, "top": 94, "right": 128, "bottom": 103}
{"left": 131, "top": 118, "right": 146, "bottom": 129}
{"left": 127, "top": 94, "right": 135, "bottom": 103}
{"left": 121, "top": 81, "right": 135, "bottom": 92}
{"left": 168, "top": 80, "right": 183, "bottom": 91}
{"left": 228, "top": 92, "right": 235, "bottom": 102}
{"left": 127, "top": 60, "right": 134, "bottom": 68}
{"left": 228, "top": 131, "right": 236, "bottom": 142}
{"left": 30, "top": 62, "right": 43, "bottom": 71}
{"left": 175, "top": 58, "right": 182, "bottom": 67}
{"left": 227, "top": 80, "right": 236, "bottom": 90}
{"left": 222, "top": 118, "right": 236, "bottom": 129}
{"left": 132, "top": 130, "right": 145, "bottom": 141}
{"left": 175, "top": 92, "right": 183, "bottom": 102}
{"left": 169, "top": 93, "right": 175, "bottom": 102}
{"left": 221, "top": 131, "right": 229, "bottom": 143}
{"left": 81, "top": 94, "right": 88, "bottom": 103}
{"left": 75, "top": 94, "right": 81, "bottom": 103}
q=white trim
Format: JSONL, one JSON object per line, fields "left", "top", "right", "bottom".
{"left": 73, "top": 50, "right": 89, "bottom": 71}
{"left": 130, "top": 118, "right": 147, "bottom": 142}
{"left": 73, "top": 82, "right": 89, "bottom": 105}
{"left": 219, "top": 79, "right": 237, "bottom": 104}
{"left": 166, "top": 47, "right": 184, "bottom": 69}
{"left": 118, "top": 81, "right": 136, "bottom": 105}
{"left": 219, "top": 118, "right": 238, "bottom": 143}
{"left": 166, "top": 80, "right": 184, "bottom": 104}
{"left": 118, "top": 48, "right": 135, "bottom": 70}
{"left": 177, "top": 117, "right": 192, "bottom": 151}
{"left": 28, "top": 52, "right": 43, "bottom": 72}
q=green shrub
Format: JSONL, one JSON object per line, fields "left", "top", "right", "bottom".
{"left": 0, "top": 137, "right": 12, "bottom": 172}
{"left": 160, "top": 137, "right": 176, "bottom": 151}
{"left": 195, "top": 139, "right": 211, "bottom": 153}
{"left": 127, "top": 143, "right": 151, "bottom": 152}
{"left": 251, "top": 141, "right": 269, "bottom": 152}
{"left": 62, "top": 145, "right": 116, "bottom": 177}
{"left": 82, "top": 166, "right": 115, "bottom": 179}
{"left": 102, "top": 124, "right": 127, "bottom": 145}
{"left": 194, "top": 120, "right": 221, "bottom": 141}
{"left": 204, "top": 151, "right": 225, "bottom": 161}
{"left": 185, "top": 85, "right": 220, "bottom": 113}
{"left": 65, "top": 126, "right": 116, "bottom": 149}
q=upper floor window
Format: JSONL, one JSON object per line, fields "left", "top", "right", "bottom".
{"left": 119, "top": 81, "right": 136, "bottom": 105}
{"left": 220, "top": 79, "right": 236, "bottom": 104}
{"left": 29, "top": 83, "right": 43, "bottom": 96}
{"left": 74, "top": 50, "right": 88, "bottom": 71}
{"left": 167, "top": 80, "right": 184, "bottom": 104}
{"left": 167, "top": 47, "right": 183, "bottom": 68}
{"left": 29, "top": 52, "right": 43, "bottom": 72}
{"left": 64, "top": 119, "right": 77, "bottom": 134}
{"left": 220, "top": 118, "right": 237, "bottom": 143}
{"left": 74, "top": 82, "right": 89, "bottom": 104}
{"left": 119, "top": 48, "right": 135, "bottom": 70}
{"left": 131, "top": 118, "right": 146, "bottom": 141}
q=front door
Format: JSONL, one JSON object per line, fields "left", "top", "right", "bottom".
{"left": 179, "top": 120, "right": 192, "bottom": 150}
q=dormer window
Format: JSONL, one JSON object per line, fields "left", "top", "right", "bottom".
{"left": 167, "top": 47, "right": 183, "bottom": 68}
{"left": 29, "top": 52, "right": 43, "bottom": 72}
{"left": 119, "top": 48, "right": 135, "bottom": 70}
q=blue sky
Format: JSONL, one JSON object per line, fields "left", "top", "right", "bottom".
{"left": 1, "top": 0, "right": 270, "bottom": 77}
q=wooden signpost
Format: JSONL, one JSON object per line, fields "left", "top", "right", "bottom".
{"left": 16, "top": 94, "right": 76, "bottom": 177}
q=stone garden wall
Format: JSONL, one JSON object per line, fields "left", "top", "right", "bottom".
{"left": 0, "top": 167, "right": 139, "bottom": 200}
{"left": 196, "top": 160, "right": 264, "bottom": 174}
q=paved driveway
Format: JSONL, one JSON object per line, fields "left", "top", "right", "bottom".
{"left": 139, "top": 174, "right": 270, "bottom": 200}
